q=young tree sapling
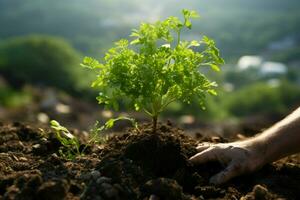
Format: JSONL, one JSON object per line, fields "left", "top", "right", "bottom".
{"left": 82, "top": 9, "right": 224, "bottom": 133}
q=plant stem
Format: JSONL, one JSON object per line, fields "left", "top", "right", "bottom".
{"left": 177, "top": 31, "right": 181, "bottom": 47}
{"left": 152, "top": 115, "right": 158, "bottom": 133}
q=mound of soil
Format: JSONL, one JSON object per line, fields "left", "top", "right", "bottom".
{"left": 0, "top": 122, "right": 299, "bottom": 200}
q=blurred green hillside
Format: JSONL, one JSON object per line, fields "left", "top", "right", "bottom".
{"left": 0, "top": 0, "right": 299, "bottom": 60}
{"left": 0, "top": 0, "right": 299, "bottom": 123}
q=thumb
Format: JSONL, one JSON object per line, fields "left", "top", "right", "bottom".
{"left": 209, "top": 161, "right": 242, "bottom": 185}
{"left": 189, "top": 148, "right": 218, "bottom": 165}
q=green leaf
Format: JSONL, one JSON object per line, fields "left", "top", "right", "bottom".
{"left": 50, "top": 120, "right": 60, "bottom": 127}
{"left": 182, "top": 9, "right": 200, "bottom": 29}
{"left": 50, "top": 120, "right": 80, "bottom": 159}
{"left": 161, "top": 44, "right": 171, "bottom": 48}
{"left": 130, "top": 30, "right": 140, "bottom": 37}
{"left": 115, "top": 39, "right": 129, "bottom": 47}
{"left": 81, "top": 57, "right": 104, "bottom": 69}
{"left": 105, "top": 119, "right": 115, "bottom": 129}
{"left": 130, "top": 39, "right": 140, "bottom": 45}
{"left": 188, "top": 40, "right": 200, "bottom": 47}
{"left": 190, "top": 10, "right": 200, "bottom": 18}
{"left": 210, "top": 64, "right": 220, "bottom": 72}
{"left": 208, "top": 89, "right": 217, "bottom": 96}
{"left": 50, "top": 120, "right": 75, "bottom": 139}
{"left": 185, "top": 20, "right": 192, "bottom": 29}
{"left": 134, "top": 103, "right": 140, "bottom": 111}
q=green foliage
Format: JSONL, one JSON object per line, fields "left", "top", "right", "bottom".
{"left": 104, "top": 116, "right": 139, "bottom": 130}
{"left": 164, "top": 81, "right": 300, "bottom": 121}
{"left": 50, "top": 116, "right": 138, "bottom": 159}
{"left": 1, "top": 0, "right": 299, "bottom": 61}
{"left": 225, "top": 82, "right": 300, "bottom": 117}
{"left": 50, "top": 120, "right": 81, "bottom": 160}
{"left": 87, "top": 116, "right": 139, "bottom": 145}
{"left": 0, "top": 86, "right": 32, "bottom": 108}
{"left": 0, "top": 35, "right": 84, "bottom": 93}
{"left": 224, "top": 68, "right": 258, "bottom": 89}
{"left": 271, "top": 47, "right": 300, "bottom": 64}
{"left": 83, "top": 10, "right": 224, "bottom": 131}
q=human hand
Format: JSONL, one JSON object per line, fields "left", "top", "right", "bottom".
{"left": 189, "top": 140, "right": 266, "bottom": 185}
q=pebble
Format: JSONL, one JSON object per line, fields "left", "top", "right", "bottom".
{"left": 18, "top": 141, "right": 24, "bottom": 147}
{"left": 51, "top": 153, "right": 59, "bottom": 158}
{"left": 240, "top": 194, "right": 254, "bottom": 200}
{"left": 100, "top": 182, "right": 112, "bottom": 189}
{"left": 90, "top": 170, "right": 101, "bottom": 179}
{"left": 96, "top": 177, "right": 112, "bottom": 185}
{"left": 102, "top": 184, "right": 118, "bottom": 198}
{"left": 19, "top": 157, "right": 28, "bottom": 161}
{"left": 211, "top": 136, "right": 221, "bottom": 143}
{"left": 12, "top": 155, "right": 19, "bottom": 161}
{"left": 37, "top": 180, "right": 68, "bottom": 200}
{"left": 149, "top": 194, "right": 160, "bottom": 200}
{"left": 32, "top": 144, "right": 41, "bottom": 149}
{"left": 40, "top": 138, "right": 48, "bottom": 142}
{"left": 253, "top": 184, "right": 268, "bottom": 199}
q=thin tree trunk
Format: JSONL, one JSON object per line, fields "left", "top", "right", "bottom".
{"left": 152, "top": 115, "right": 157, "bottom": 133}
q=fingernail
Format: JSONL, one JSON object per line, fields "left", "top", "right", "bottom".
{"left": 188, "top": 156, "right": 196, "bottom": 163}
{"left": 188, "top": 157, "right": 194, "bottom": 162}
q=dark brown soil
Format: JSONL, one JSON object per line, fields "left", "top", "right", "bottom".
{"left": 0, "top": 122, "right": 299, "bottom": 200}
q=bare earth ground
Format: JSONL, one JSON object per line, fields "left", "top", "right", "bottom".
{"left": 0, "top": 122, "right": 299, "bottom": 200}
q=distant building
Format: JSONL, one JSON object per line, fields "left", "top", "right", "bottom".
{"left": 260, "top": 62, "right": 287, "bottom": 76}
{"left": 237, "top": 55, "right": 287, "bottom": 76}
{"left": 237, "top": 56, "right": 263, "bottom": 70}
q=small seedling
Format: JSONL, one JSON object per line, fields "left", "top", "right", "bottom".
{"left": 50, "top": 117, "right": 138, "bottom": 159}
{"left": 80, "top": 116, "right": 139, "bottom": 153}
{"left": 50, "top": 120, "right": 81, "bottom": 159}
{"left": 82, "top": 9, "right": 224, "bottom": 133}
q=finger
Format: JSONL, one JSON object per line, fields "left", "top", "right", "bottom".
{"left": 196, "top": 142, "right": 212, "bottom": 152}
{"left": 209, "top": 161, "right": 242, "bottom": 185}
{"left": 189, "top": 147, "right": 218, "bottom": 165}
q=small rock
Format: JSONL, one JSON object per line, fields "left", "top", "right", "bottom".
{"left": 3, "top": 185, "right": 20, "bottom": 199}
{"left": 149, "top": 194, "right": 160, "bottom": 200}
{"left": 37, "top": 112, "right": 49, "bottom": 123}
{"left": 96, "top": 177, "right": 112, "bottom": 185}
{"left": 51, "top": 153, "right": 59, "bottom": 158}
{"left": 211, "top": 136, "right": 221, "bottom": 143}
{"left": 253, "top": 185, "right": 268, "bottom": 200}
{"left": 19, "top": 157, "right": 28, "bottom": 162}
{"left": 33, "top": 144, "right": 41, "bottom": 149}
{"left": 18, "top": 141, "right": 24, "bottom": 147}
{"left": 240, "top": 194, "right": 254, "bottom": 200}
{"left": 48, "top": 153, "right": 63, "bottom": 165}
{"left": 103, "top": 184, "right": 118, "bottom": 198}
{"left": 101, "top": 182, "right": 112, "bottom": 189}
{"left": 142, "top": 178, "right": 183, "bottom": 200}
{"left": 37, "top": 180, "right": 69, "bottom": 200}
{"left": 12, "top": 155, "right": 19, "bottom": 161}
{"left": 90, "top": 170, "right": 101, "bottom": 179}
{"left": 197, "top": 195, "right": 205, "bottom": 200}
